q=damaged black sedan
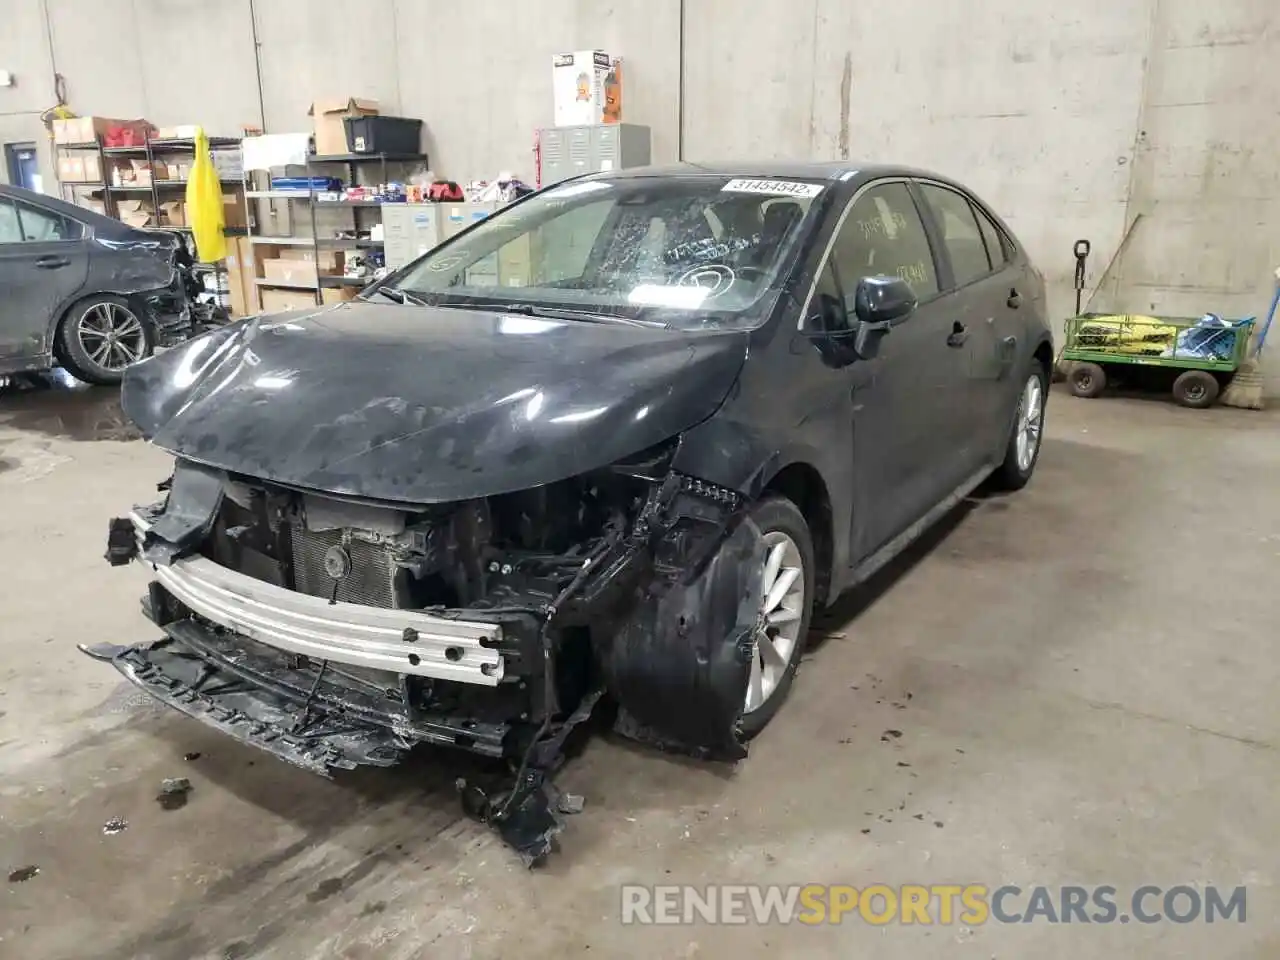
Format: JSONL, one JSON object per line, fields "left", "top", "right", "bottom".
{"left": 90, "top": 163, "right": 1052, "bottom": 863}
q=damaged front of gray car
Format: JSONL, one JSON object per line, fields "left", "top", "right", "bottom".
{"left": 89, "top": 302, "right": 780, "bottom": 865}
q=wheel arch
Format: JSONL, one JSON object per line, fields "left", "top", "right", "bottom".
{"left": 760, "top": 460, "right": 834, "bottom": 607}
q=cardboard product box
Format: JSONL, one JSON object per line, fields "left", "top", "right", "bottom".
{"left": 222, "top": 193, "right": 247, "bottom": 229}
{"left": 52, "top": 116, "right": 150, "bottom": 145}
{"left": 159, "top": 200, "right": 186, "bottom": 227}
{"left": 154, "top": 124, "right": 201, "bottom": 141}
{"left": 552, "top": 51, "right": 622, "bottom": 127}
{"left": 57, "top": 156, "right": 84, "bottom": 182}
{"left": 309, "top": 97, "right": 379, "bottom": 156}
{"left": 279, "top": 248, "right": 344, "bottom": 272}
{"left": 225, "top": 236, "right": 260, "bottom": 317}
{"left": 211, "top": 150, "right": 243, "bottom": 181}
{"left": 78, "top": 198, "right": 108, "bottom": 217}
{"left": 322, "top": 286, "right": 359, "bottom": 305}
{"left": 261, "top": 288, "right": 320, "bottom": 313}
{"left": 117, "top": 199, "right": 155, "bottom": 228}
{"left": 264, "top": 258, "right": 319, "bottom": 287}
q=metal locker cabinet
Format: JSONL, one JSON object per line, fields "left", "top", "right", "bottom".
{"left": 541, "top": 128, "right": 570, "bottom": 186}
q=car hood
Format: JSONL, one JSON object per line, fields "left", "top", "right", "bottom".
{"left": 121, "top": 301, "right": 748, "bottom": 503}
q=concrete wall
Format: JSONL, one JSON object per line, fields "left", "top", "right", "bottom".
{"left": 1, "top": 0, "right": 1277, "bottom": 380}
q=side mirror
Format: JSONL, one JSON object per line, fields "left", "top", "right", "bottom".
{"left": 854, "top": 275, "right": 918, "bottom": 327}
{"left": 849, "top": 276, "right": 917, "bottom": 360}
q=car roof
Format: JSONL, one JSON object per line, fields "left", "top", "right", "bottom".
{"left": 587, "top": 161, "right": 964, "bottom": 188}
{"left": 0, "top": 182, "right": 141, "bottom": 238}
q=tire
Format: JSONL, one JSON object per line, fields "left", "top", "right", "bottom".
{"left": 991, "top": 362, "right": 1048, "bottom": 491}
{"left": 1068, "top": 361, "right": 1106, "bottom": 398}
{"left": 1171, "top": 369, "right": 1219, "bottom": 408}
{"left": 57, "top": 295, "right": 154, "bottom": 386}
{"left": 739, "top": 496, "right": 815, "bottom": 739}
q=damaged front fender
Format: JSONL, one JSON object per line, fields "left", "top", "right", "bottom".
{"left": 603, "top": 516, "right": 765, "bottom": 760}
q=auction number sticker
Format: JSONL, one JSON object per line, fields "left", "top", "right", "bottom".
{"left": 721, "top": 178, "right": 824, "bottom": 198}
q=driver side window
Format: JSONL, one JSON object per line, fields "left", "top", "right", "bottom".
{"left": 830, "top": 182, "right": 938, "bottom": 307}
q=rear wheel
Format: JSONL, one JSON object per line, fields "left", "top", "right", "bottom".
{"left": 57, "top": 296, "right": 153, "bottom": 385}
{"left": 1068, "top": 361, "right": 1107, "bottom": 398}
{"left": 1171, "top": 369, "right": 1219, "bottom": 408}
{"left": 739, "top": 496, "right": 814, "bottom": 739}
{"left": 991, "top": 364, "right": 1047, "bottom": 491}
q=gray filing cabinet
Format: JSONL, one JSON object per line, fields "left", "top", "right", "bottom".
{"left": 382, "top": 201, "right": 498, "bottom": 269}
{"left": 539, "top": 123, "right": 651, "bottom": 185}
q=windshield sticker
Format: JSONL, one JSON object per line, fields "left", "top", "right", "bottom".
{"left": 721, "top": 178, "right": 824, "bottom": 198}
{"left": 676, "top": 264, "right": 736, "bottom": 299}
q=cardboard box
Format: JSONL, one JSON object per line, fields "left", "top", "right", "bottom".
{"left": 261, "top": 288, "right": 320, "bottom": 313}
{"left": 225, "top": 236, "right": 258, "bottom": 317}
{"left": 222, "top": 193, "right": 247, "bottom": 229}
{"left": 154, "top": 124, "right": 201, "bottom": 141}
{"left": 57, "top": 156, "right": 83, "bottom": 182}
{"left": 78, "top": 198, "right": 108, "bottom": 217}
{"left": 159, "top": 200, "right": 186, "bottom": 227}
{"left": 117, "top": 199, "right": 155, "bottom": 228}
{"left": 322, "top": 286, "right": 360, "bottom": 305}
{"left": 552, "top": 51, "right": 622, "bottom": 127}
{"left": 52, "top": 116, "right": 149, "bottom": 145}
{"left": 264, "top": 258, "right": 319, "bottom": 287}
{"left": 280, "top": 248, "right": 344, "bottom": 271}
{"left": 309, "top": 97, "right": 379, "bottom": 156}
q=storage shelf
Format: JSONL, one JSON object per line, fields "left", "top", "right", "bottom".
{"left": 314, "top": 237, "right": 383, "bottom": 248}
{"left": 102, "top": 136, "right": 241, "bottom": 156}
{"left": 56, "top": 141, "right": 101, "bottom": 150}
{"left": 319, "top": 276, "right": 372, "bottom": 288}
{"left": 254, "top": 278, "right": 317, "bottom": 290}
{"left": 309, "top": 152, "right": 426, "bottom": 164}
{"left": 245, "top": 189, "right": 311, "bottom": 199}
{"left": 250, "top": 236, "right": 317, "bottom": 245}
{"left": 315, "top": 199, "right": 390, "bottom": 207}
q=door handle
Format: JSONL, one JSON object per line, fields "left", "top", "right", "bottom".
{"left": 946, "top": 322, "right": 969, "bottom": 348}
{"left": 36, "top": 255, "right": 70, "bottom": 269}
{"left": 1006, "top": 288, "right": 1023, "bottom": 309}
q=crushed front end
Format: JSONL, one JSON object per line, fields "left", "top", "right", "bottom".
{"left": 92, "top": 440, "right": 763, "bottom": 864}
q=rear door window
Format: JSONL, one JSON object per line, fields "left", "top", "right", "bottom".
{"left": 918, "top": 183, "right": 991, "bottom": 287}
{"left": 830, "top": 182, "right": 939, "bottom": 301}
{"left": 974, "top": 205, "right": 1007, "bottom": 268}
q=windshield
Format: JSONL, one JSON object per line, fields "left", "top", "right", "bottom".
{"left": 390, "top": 175, "right": 824, "bottom": 329}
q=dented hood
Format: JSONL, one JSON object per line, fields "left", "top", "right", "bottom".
{"left": 121, "top": 302, "right": 748, "bottom": 503}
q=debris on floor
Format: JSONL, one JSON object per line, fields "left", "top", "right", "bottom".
{"left": 8, "top": 865, "right": 40, "bottom": 883}
{"left": 102, "top": 816, "right": 129, "bottom": 836}
{"left": 157, "top": 776, "right": 194, "bottom": 810}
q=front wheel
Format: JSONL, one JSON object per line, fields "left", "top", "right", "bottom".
{"left": 991, "top": 364, "right": 1047, "bottom": 491}
{"left": 739, "top": 496, "right": 815, "bottom": 739}
{"left": 1171, "top": 369, "right": 1219, "bottom": 408}
{"left": 57, "top": 296, "right": 154, "bottom": 385}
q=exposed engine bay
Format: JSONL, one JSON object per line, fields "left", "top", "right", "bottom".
{"left": 92, "top": 439, "right": 765, "bottom": 864}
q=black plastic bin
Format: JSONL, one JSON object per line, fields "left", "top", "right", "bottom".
{"left": 343, "top": 116, "right": 423, "bottom": 155}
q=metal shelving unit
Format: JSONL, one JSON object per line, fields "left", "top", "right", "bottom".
{"left": 57, "top": 132, "right": 248, "bottom": 322}
{"left": 241, "top": 151, "right": 426, "bottom": 308}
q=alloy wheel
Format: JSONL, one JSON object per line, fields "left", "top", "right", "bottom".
{"left": 745, "top": 531, "right": 806, "bottom": 714}
{"left": 76, "top": 302, "right": 146, "bottom": 374}
{"left": 1015, "top": 374, "right": 1045, "bottom": 472}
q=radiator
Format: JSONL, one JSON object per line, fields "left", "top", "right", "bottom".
{"left": 289, "top": 524, "right": 397, "bottom": 609}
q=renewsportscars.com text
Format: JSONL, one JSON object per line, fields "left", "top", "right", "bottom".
{"left": 620, "top": 884, "right": 1246, "bottom": 926}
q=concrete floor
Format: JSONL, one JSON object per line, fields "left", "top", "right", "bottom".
{"left": 1, "top": 382, "right": 1277, "bottom": 960}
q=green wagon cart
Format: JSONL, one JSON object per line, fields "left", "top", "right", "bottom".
{"left": 1061, "top": 313, "right": 1255, "bottom": 408}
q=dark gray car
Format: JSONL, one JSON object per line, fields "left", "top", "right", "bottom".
{"left": 0, "top": 184, "right": 190, "bottom": 385}
{"left": 93, "top": 162, "right": 1052, "bottom": 864}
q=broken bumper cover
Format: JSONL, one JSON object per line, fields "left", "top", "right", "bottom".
{"left": 83, "top": 613, "right": 511, "bottom": 774}
{"left": 130, "top": 510, "right": 505, "bottom": 685}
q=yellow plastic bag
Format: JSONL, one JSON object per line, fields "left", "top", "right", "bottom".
{"left": 186, "top": 128, "right": 227, "bottom": 263}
